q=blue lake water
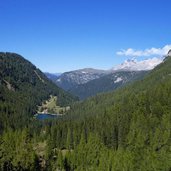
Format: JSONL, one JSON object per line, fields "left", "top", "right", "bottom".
{"left": 36, "top": 113, "right": 61, "bottom": 120}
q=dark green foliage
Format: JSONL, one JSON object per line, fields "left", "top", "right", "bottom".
{"left": 0, "top": 52, "right": 77, "bottom": 131}
{"left": 1, "top": 52, "right": 171, "bottom": 170}
{"left": 44, "top": 55, "right": 171, "bottom": 170}
{"left": 0, "top": 129, "right": 37, "bottom": 170}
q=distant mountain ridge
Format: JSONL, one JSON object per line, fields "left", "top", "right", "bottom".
{"left": 45, "top": 72, "right": 61, "bottom": 82}
{"left": 61, "top": 51, "right": 171, "bottom": 171}
{"left": 46, "top": 57, "right": 163, "bottom": 99}
{"left": 55, "top": 68, "right": 109, "bottom": 90}
{"left": 69, "top": 70, "right": 148, "bottom": 99}
{"left": 111, "top": 57, "right": 163, "bottom": 71}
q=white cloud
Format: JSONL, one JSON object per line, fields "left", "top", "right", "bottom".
{"left": 116, "top": 45, "right": 171, "bottom": 57}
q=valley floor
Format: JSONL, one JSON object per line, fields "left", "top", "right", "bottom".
{"left": 37, "top": 95, "right": 70, "bottom": 114}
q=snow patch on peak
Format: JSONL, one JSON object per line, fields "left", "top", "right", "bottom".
{"left": 114, "top": 77, "right": 123, "bottom": 83}
{"left": 57, "top": 78, "right": 61, "bottom": 82}
{"left": 112, "top": 57, "right": 163, "bottom": 71}
{"left": 168, "top": 49, "right": 171, "bottom": 56}
{"left": 81, "top": 71, "right": 87, "bottom": 74}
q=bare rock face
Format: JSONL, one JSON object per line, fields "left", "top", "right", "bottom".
{"left": 168, "top": 50, "right": 171, "bottom": 56}
{"left": 55, "top": 68, "right": 108, "bottom": 90}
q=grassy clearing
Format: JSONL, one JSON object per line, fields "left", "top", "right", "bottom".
{"left": 34, "top": 141, "right": 47, "bottom": 157}
{"left": 38, "top": 95, "right": 70, "bottom": 114}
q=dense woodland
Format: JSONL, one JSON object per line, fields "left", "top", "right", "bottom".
{"left": 0, "top": 52, "right": 171, "bottom": 170}
{"left": 0, "top": 53, "right": 77, "bottom": 132}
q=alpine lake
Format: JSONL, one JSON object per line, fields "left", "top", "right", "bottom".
{"left": 35, "top": 113, "right": 62, "bottom": 120}
{"left": 35, "top": 95, "right": 70, "bottom": 120}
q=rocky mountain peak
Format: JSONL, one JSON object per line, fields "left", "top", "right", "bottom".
{"left": 112, "top": 57, "right": 163, "bottom": 71}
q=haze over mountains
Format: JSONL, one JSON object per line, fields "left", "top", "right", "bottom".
{"left": 45, "top": 72, "right": 61, "bottom": 82}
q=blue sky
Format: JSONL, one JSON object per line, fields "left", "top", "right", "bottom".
{"left": 0, "top": 0, "right": 171, "bottom": 72}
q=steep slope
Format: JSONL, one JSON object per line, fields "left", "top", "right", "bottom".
{"left": 68, "top": 54, "right": 171, "bottom": 120}
{"left": 41, "top": 52, "right": 171, "bottom": 170}
{"left": 60, "top": 52, "right": 171, "bottom": 170}
{"left": 69, "top": 70, "right": 147, "bottom": 99}
{"left": 55, "top": 68, "right": 108, "bottom": 90}
{"left": 1, "top": 52, "right": 171, "bottom": 171}
{"left": 0, "top": 52, "right": 76, "bottom": 131}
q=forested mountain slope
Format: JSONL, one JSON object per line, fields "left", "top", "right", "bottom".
{"left": 0, "top": 52, "right": 76, "bottom": 131}
{"left": 42, "top": 53, "right": 171, "bottom": 170}
{"left": 0, "top": 52, "right": 171, "bottom": 171}
{"left": 67, "top": 55, "right": 171, "bottom": 120}
{"left": 69, "top": 70, "right": 147, "bottom": 100}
